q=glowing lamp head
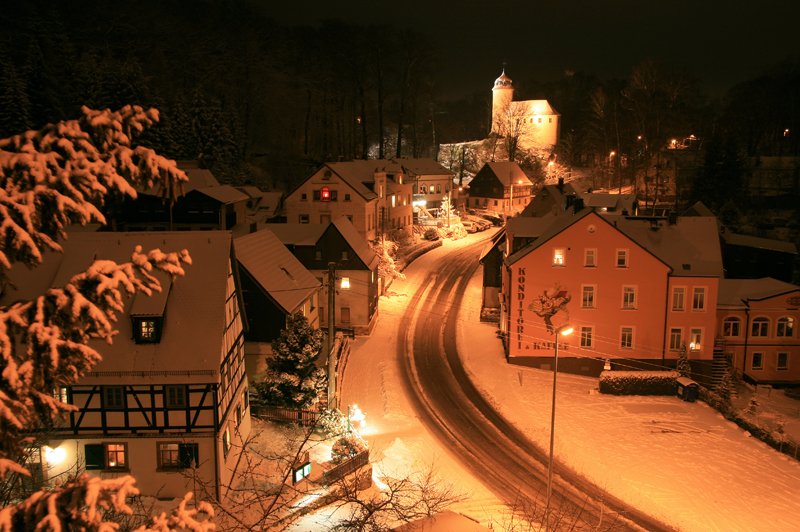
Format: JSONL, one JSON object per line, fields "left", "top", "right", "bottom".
{"left": 320, "top": 186, "right": 331, "bottom": 201}
{"left": 559, "top": 326, "right": 574, "bottom": 336}
{"left": 44, "top": 445, "right": 66, "bottom": 465}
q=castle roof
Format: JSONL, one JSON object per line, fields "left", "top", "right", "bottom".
{"left": 493, "top": 69, "right": 513, "bottom": 89}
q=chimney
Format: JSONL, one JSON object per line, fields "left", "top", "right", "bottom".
{"left": 573, "top": 197, "right": 584, "bottom": 213}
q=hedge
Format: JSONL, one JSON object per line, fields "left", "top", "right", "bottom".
{"left": 599, "top": 370, "right": 680, "bottom": 395}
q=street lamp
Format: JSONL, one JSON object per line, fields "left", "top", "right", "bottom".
{"left": 545, "top": 325, "right": 573, "bottom": 522}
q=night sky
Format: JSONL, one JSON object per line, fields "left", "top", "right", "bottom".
{"left": 263, "top": 0, "right": 800, "bottom": 98}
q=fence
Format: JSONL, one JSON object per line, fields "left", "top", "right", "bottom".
{"left": 250, "top": 404, "right": 321, "bottom": 427}
{"left": 320, "top": 449, "right": 370, "bottom": 486}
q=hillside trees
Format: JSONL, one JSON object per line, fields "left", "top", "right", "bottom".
{"left": 0, "top": 105, "right": 206, "bottom": 528}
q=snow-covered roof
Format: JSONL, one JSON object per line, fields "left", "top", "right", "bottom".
{"left": 479, "top": 161, "right": 533, "bottom": 187}
{"left": 507, "top": 210, "right": 724, "bottom": 277}
{"left": 234, "top": 229, "right": 320, "bottom": 314}
{"left": 263, "top": 223, "right": 326, "bottom": 246}
{"left": 331, "top": 216, "right": 379, "bottom": 270}
{"left": 510, "top": 99, "right": 559, "bottom": 116}
{"left": 717, "top": 278, "right": 800, "bottom": 307}
{"left": 392, "top": 157, "right": 454, "bottom": 177}
{"left": 3, "top": 231, "right": 234, "bottom": 383}
{"left": 723, "top": 232, "right": 798, "bottom": 254}
{"left": 194, "top": 184, "right": 249, "bottom": 204}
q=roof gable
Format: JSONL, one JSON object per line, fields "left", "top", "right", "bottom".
{"left": 234, "top": 229, "right": 320, "bottom": 314}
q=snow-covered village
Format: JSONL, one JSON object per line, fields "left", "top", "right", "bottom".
{"left": 1, "top": 2, "right": 799, "bottom": 531}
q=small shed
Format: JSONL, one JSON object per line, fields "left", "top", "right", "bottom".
{"left": 676, "top": 377, "right": 699, "bottom": 402}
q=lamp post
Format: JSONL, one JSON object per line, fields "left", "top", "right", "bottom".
{"left": 545, "top": 325, "right": 573, "bottom": 522}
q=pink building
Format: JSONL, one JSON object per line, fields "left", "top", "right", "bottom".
{"left": 717, "top": 279, "right": 800, "bottom": 384}
{"left": 503, "top": 210, "right": 723, "bottom": 382}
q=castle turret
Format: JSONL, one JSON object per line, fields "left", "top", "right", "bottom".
{"left": 491, "top": 69, "right": 514, "bottom": 134}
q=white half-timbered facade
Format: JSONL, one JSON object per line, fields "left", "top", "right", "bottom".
{"left": 8, "top": 232, "right": 250, "bottom": 500}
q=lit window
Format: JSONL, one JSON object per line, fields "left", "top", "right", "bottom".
{"left": 341, "top": 251, "right": 349, "bottom": 261}
{"left": 692, "top": 287, "right": 705, "bottom": 311}
{"left": 751, "top": 317, "right": 769, "bottom": 337}
{"left": 616, "top": 249, "right": 628, "bottom": 268}
{"left": 340, "top": 277, "right": 350, "bottom": 289}
{"left": 621, "top": 327, "right": 633, "bottom": 349}
{"left": 723, "top": 317, "right": 741, "bottom": 337}
{"left": 672, "top": 287, "right": 685, "bottom": 311}
{"left": 105, "top": 443, "right": 127, "bottom": 470}
{"left": 223, "top": 427, "right": 231, "bottom": 458}
{"left": 391, "top": 195, "right": 396, "bottom": 208}
{"left": 689, "top": 329, "right": 702, "bottom": 351}
{"left": 139, "top": 319, "right": 156, "bottom": 341}
{"left": 158, "top": 442, "right": 199, "bottom": 470}
{"left": 777, "top": 317, "right": 794, "bottom": 337}
{"left": 52, "top": 386, "right": 69, "bottom": 404}
{"left": 165, "top": 385, "right": 187, "bottom": 409}
{"left": 669, "top": 328, "right": 682, "bottom": 351}
{"left": 584, "top": 249, "right": 596, "bottom": 267}
{"left": 622, "top": 286, "right": 636, "bottom": 309}
{"left": 751, "top": 352, "right": 764, "bottom": 370}
{"left": 553, "top": 248, "right": 566, "bottom": 266}
{"left": 581, "top": 285, "right": 595, "bottom": 308}
{"left": 777, "top": 352, "right": 789, "bottom": 370}
{"left": 580, "top": 327, "right": 593, "bottom": 348}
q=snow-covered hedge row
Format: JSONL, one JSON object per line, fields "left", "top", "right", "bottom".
{"left": 599, "top": 370, "right": 680, "bottom": 395}
{"left": 397, "top": 240, "right": 442, "bottom": 271}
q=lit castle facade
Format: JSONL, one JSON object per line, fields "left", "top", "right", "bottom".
{"left": 491, "top": 69, "right": 560, "bottom": 152}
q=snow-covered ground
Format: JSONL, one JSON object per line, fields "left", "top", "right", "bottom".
{"left": 293, "top": 231, "right": 800, "bottom": 531}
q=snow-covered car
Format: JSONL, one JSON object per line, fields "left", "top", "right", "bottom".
{"left": 461, "top": 220, "right": 478, "bottom": 233}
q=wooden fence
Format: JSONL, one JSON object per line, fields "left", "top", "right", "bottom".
{"left": 320, "top": 449, "right": 370, "bottom": 486}
{"left": 250, "top": 404, "right": 321, "bottom": 426}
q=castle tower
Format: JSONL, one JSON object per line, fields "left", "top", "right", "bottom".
{"left": 491, "top": 69, "right": 514, "bottom": 134}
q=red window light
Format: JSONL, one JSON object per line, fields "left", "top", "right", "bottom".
{"left": 321, "top": 187, "right": 331, "bottom": 201}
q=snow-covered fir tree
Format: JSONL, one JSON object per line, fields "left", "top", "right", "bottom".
{"left": 676, "top": 344, "right": 691, "bottom": 378}
{"left": 0, "top": 105, "right": 209, "bottom": 528}
{"left": 253, "top": 312, "right": 325, "bottom": 409}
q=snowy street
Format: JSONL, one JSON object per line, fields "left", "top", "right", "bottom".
{"left": 297, "top": 231, "right": 800, "bottom": 531}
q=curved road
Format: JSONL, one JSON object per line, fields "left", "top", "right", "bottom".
{"left": 396, "top": 233, "right": 673, "bottom": 531}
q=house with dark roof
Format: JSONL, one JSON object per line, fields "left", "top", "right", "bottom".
{"left": 717, "top": 278, "right": 800, "bottom": 385}
{"left": 233, "top": 229, "right": 321, "bottom": 377}
{"left": 503, "top": 210, "right": 723, "bottom": 382}
{"left": 267, "top": 216, "right": 380, "bottom": 336}
{"left": 235, "top": 186, "right": 284, "bottom": 225}
{"left": 4, "top": 232, "right": 250, "bottom": 500}
{"left": 107, "top": 161, "right": 249, "bottom": 231}
{"left": 283, "top": 160, "right": 413, "bottom": 242}
{"left": 467, "top": 161, "right": 533, "bottom": 217}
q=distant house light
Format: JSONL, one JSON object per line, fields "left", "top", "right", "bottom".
{"left": 340, "top": 277, "right": 350, "bottom": 289}
{"left": 321, "top": 187, "right": 331, "bottom": 201}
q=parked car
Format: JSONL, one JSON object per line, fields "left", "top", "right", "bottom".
{"left": 462, "top": 220, "right": 478, "bottom": 233}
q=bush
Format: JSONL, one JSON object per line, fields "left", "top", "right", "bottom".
{"left": 599, "top": 370, "right": 680, "bottom": 395}
{"left": 330, "top": 435, "right": 368, "bottom": 464}
{"left": 423, "top": 228, "right": 439, "bottom": 241}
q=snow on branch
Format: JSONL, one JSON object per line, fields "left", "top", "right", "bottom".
{"left": 0, "top": 105, "right": 188, "bottom": 280}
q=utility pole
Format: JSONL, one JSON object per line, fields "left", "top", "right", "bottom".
{"left": 327, "top": 262, "right": 337, "bottom": 409}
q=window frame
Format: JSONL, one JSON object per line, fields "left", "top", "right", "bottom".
{"left": 552, "top": 248, "right": 566, "bottom": 267}
{"left": 164, "top": 385, "right": 187, "bottom": 409}
{"left": 672, "top": 286, "right": 686, "bottom": 311}
{"left": 615, "top": 249, "right": 629, "bottom": 268}
{"left": 157, "top": 442, "right": 199, "bottom": 470}
{"left": 85, "top": 442, "right": 128, "bottom": 471}
{"left": 751, "top": 317, "right": 770, "bottom": 337}
{"left": 102, "top": 386, "right": 125, "bottom": 410}
{"left": 620, "top": 327, "right": 633, "bottom": 349}
{"left": 777, "top": 352, "right": 789, "bottom": 371}
{"left": 584, "top": 248, "right": 597, "bottom": 268}
{"left": 689, "top": 328, "right": 702, "bottom": 351}
{"left": 622, "top": 286, "right": 637, "bottom": 309}
{"left": 581, "top": 285, "right": 596, "bottom": 309}
{"left": 580, "top": 326, "right": 593, "bottom": 349}
{"left": 751, "top": 352, "right": 764, "bottom": 370}
{"left": 669, "top": 328, "right": 683, "bottom": 351}
{"left": 692, "top": 287, "right": 706, "bottom": 311}
{"left": 776, "top": 316, "right": 794, "bottom": 338}
{"left": 723, "top": 316, "right": 741, "bottom": 337}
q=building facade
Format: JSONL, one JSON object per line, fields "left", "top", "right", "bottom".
{"left": 503, "top": 211, "right": 723, "bottom": 381}
{"left": 717, "top": 279, "right": 800, "bottom": 384}
{"left": 13, "top": 232, "right": 250, "bottom": 500}
{"left": 491, "top": 69, "right": 560, "bottom": 152}
{"left": 467, "top": 161, "right": 534, "bottom": 217}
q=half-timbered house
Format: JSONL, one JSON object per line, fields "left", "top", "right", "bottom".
{"left": 6, "top": 231, "right": 250, "bottom": 500}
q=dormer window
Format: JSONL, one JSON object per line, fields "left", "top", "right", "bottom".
{"left": 133, "top": 317, "right": 163, "bottom": 343}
